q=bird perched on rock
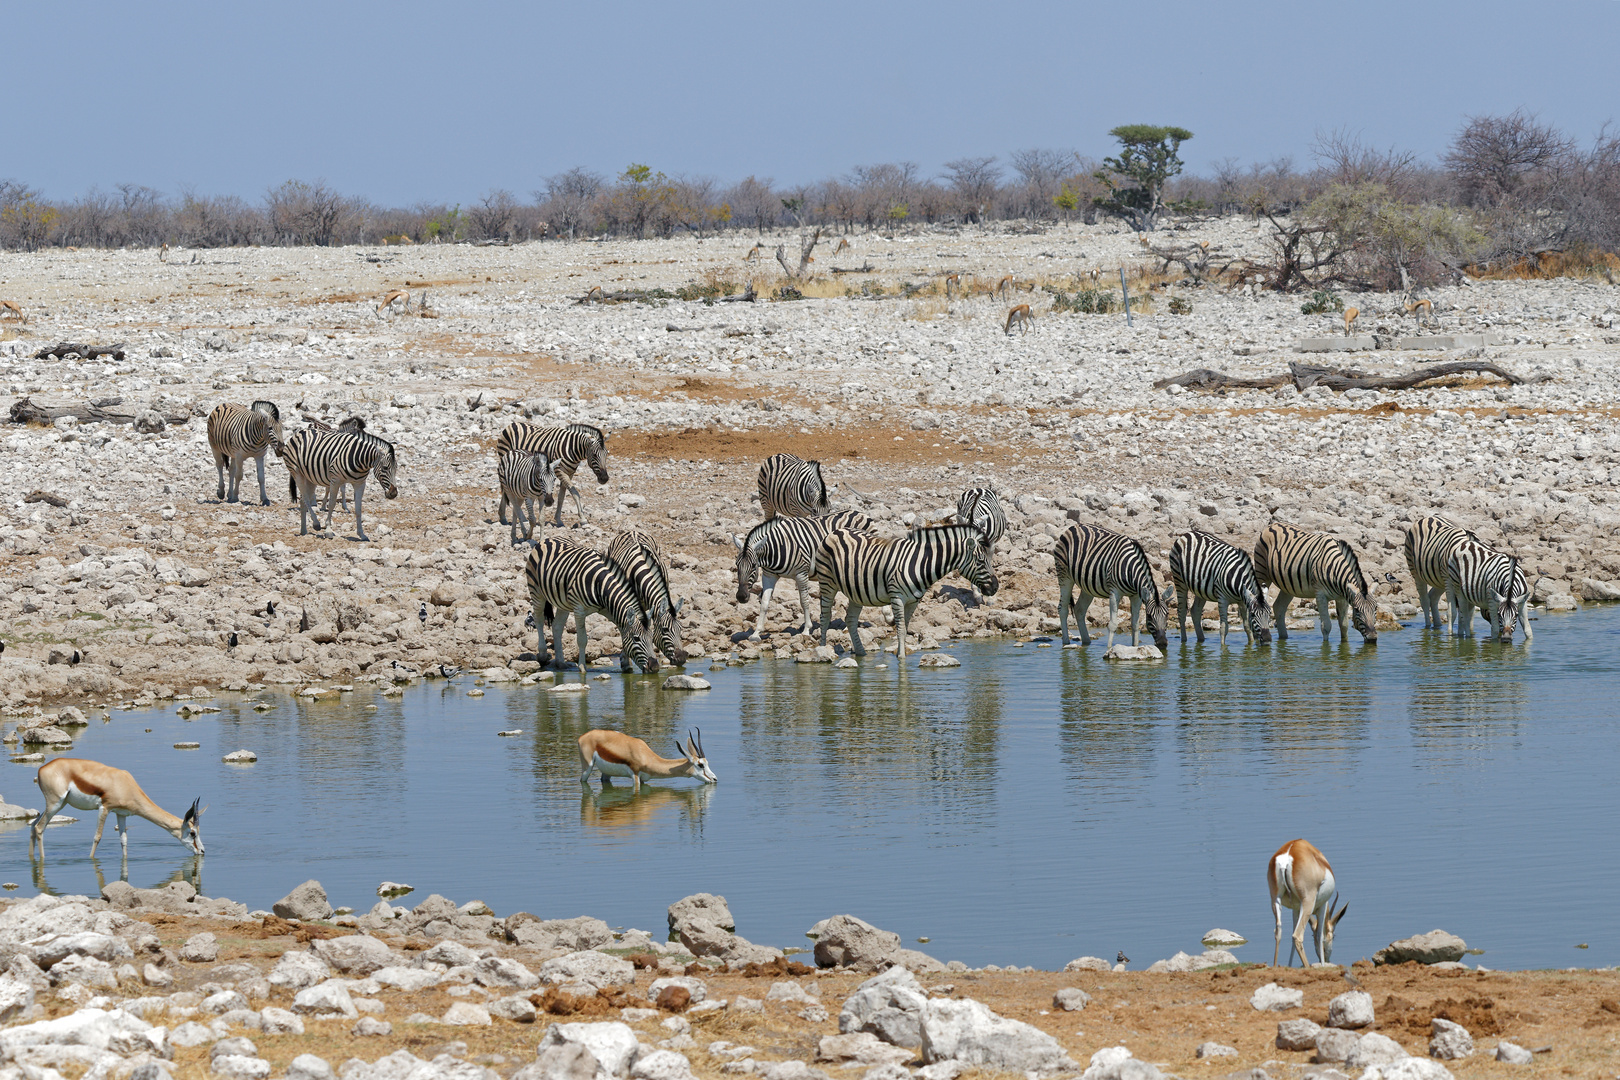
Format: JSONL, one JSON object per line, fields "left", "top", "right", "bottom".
{"left": 419, "top": 602, "right": 428, "bottom": 626}
{"left": 1342, "top": 968, "right": 1362, "bottom": 988}
{"left": 69, "top": 651, "right": 80, "bottom": 665}
{"left": 1117, "top": 950, "right": 1130, "bottom": 966}
{"left": 227, "top": 632, "right": 238, "bottom": 648}
{"left": 524, "top": 612, "right": 536, "bottom": 629}
{"left": 299, "top": 609, "right": 310, "bottom": 632}
{"left": 265, "top": 600, "right": 277, "bottom": 618}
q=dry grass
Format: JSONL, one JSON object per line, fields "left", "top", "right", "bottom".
{"left": 1468, "top": 246, "right": 1620, "bottom": 282}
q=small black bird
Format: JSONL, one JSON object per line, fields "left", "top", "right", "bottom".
{"left": 0, "top": 641, "right": 5, "bottom": 656}
{"left": 1116, "top": 950, "right": 1130, "bottom": 966}
{"left": 419, "top": 602, "right": 428, "bottom": 626}
{"left": 227, "top": 632, "right": 239, "bottom": 648}
{"left": 70, "top": 650, "right": 81, "bottom": 665}
{"left": 299, "top": 609, "right": 310, "bottom": 632}
{"left": 265, "top": 600, "right": 277, "bottom": 618}
{"left": 524, "top": 612, "right": 536, "bottom": 629}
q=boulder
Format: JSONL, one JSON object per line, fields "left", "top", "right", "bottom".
{"left": 1194, "top": 1042, "right": 1236, "bottom": 1058}
{"left": 491, "top": 995, "right": 539, "bottom": 1023}
{"left": 444, "top": 1002, "right": 493, "bottom": 1026}
{"left": 352, "top": 1016, "right": 393, "bottom": 1037}
{"left": 1314, "top": 1027, "right": 1361, "bottom": 1063}
{"left": 419, "top": 940, "right": 480, "bottom": 968}
{"left": 667, "top": 894, "right": 734, "bottom": 936}
{"left": 647, "top": 976, "right": 707, "bottom": 1004}
{"left": 1275, "top": 1017, "right": 1321, "bottom": 1050}
{"left": 273, "top": 881, "right": 333, "bottom": 922}
{"left": 0, "top": 975, "right": 35, "bottom": 1023}
{"left": 1052, "top": 987, "right": 1090, "bottom": 1012}
{"left": 0, "top": 895, "right": 96, "bottom": 943}
{"left": 30, "top": 932, "right": 133, "bottom": 968}
{"left": 1102, "top": 644, "right": 1162, "bottom": 661}
{"left": 506, "top": 914, "right": 614, "bottom": 953}
{"left": 291, "top": 981, "right": 357, "bottom": 1018}
{"left": 813, "top": 915, "right": 902, "bottom": 971}
{"left": 180, "top": 932, "right": 219, "bottom": 963}
{"left": 213, "top": 1055, "right": 273, "bottom": 1080}
{"left": 1145, "top": 949, "right": 1237, "bottom": 972}
{"left": 535, "top": 1021, "right": 640, "bottom": 1079}
{"left": 766, "top": 980, "right": 816, "bottom": 1005}
{"left": 1249, "top": 982, "right": 1303, "bottom": 1011}
{"left": 1063, "top": 956, "right": 1111, "bottom": 972}
{"left": 918, "top": 997, "right": 1077, "bottom": 1073}
{"left": 839, "top": 966, "right": 928, "bottom": 1048}
{"left": 269, "top": 951, "right": 332, "bottom": 990}
{"left": 260, "top": 1007, "right": 305, "bottom": 1035}
{"left": 372, "top": 966, "right": 443, "bottom": 992}
{"left": 817, "top": 1032, "right": 914, "bottom": 1066}
{"left": 1327, "top": 990, "right": 1373, "bottom": 1028}
{"left": 212, "top": 1036, "right": 259, "bottom": 1060}
{"left": 1201, "top": 929, "right": 1247, "bottom": 947}
{"left": 50, "top": 954, "right": 117, "bottom": 988}
{"left": 1495, "top": 1041, "right": 1533, "bottom": 1064}
{"left": 0, "top": 1006, "right": 157, "bottom": 1054}
{"left": 1078, "top": 1045, "right": 1163, "bottom": 1080}
{"left": 886, "top": 947, "right": 945, "bottom": 972}
{"left": 1373, "top": 930, "right": 1466, "bottom": 966}
{"left": 313, "top": 934, "right": 393, "bottom": 975}
{"left": 204, "top": 990, "right": 250, "bottom": 1014}
{"left": 1345, "top": 1031, "right": 1407, "bottom": 1070}
{"left": 1429, "top": 1018, "right": 1473, "bottom": 1060}
{"left": 629, "top": 1049, "right": 696, "bottom": 1080}
{"left": 1377, "top": 1061, "right": 1456, "bottom": 1079}
{"left": 471, "top": 956, "right": 539, "bottom": 990}
{"left": 661, "top": 675, "right": 710, "bottom": 690}
{"left": 539, "top": 951, "right": 635, "bottom": 990}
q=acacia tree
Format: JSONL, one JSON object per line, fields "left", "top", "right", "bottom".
{"left": 1092, "top": 124, "right": 1192, "bottom": 232}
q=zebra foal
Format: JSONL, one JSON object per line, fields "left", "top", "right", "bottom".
{"left": 1168, "top": 530, "right": 1274, "bottom": 646}
{"left": 1252, "top": 522, "right": 1378, "bottom": 644}
{"left": 281, "top": 428, "right": 399, "bottom": 541}
{"left": 1446, "top": 539, "right": 1531, "bottom": 641}
{"left": 732, "top": 510, "right": 873, "bottom": 636}
{"left": 497, "top": 451, "right": 557, "bottom": 546}
{"left": 524, "top": 537, "right": 656, "bottom": 676}
{"left": 1403, "top": 515, "right": 1477, "bottom": 629}
{"left": 206, "top": 401, "right": 283, "bottom": 505}
{"left": 758, "top": 453, "right": 829, "bottom": 519}
{"left": 813, "top": 524, "right": 997, "bottom": 660}
{"left": 495, "top": 421, "right": 609, "bottom": 527}
{"left": 1053, "top": 523, "right": 1170, "bottom": 649}
{"left": 606, "top": 526, "right": 688, "bottom": 668}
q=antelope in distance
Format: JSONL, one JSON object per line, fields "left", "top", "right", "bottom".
{"left": 31, "top": 757, "right": 205, "bottom": 861}
{"left": 833, "top": 237, "right": 851, "bottom": 256}
{"left": 159, "top": 243, "right": 168, "bottom": 262}
{"left": 377, "top": 289, "right": 410, "bottom": 314}
{"left": 1404, "top": 297, "right": 1434, "bottom": 325}
{"left": 0, "top": 300, "right": 25, "bottom": 323}
{"left": 744, "top": 243, "right": 763, "bottom": 262}
{"left": 994, "top": 275, "right": 1014, "bottom": 301}
{"left": 1004, "top": 304, "right": 1033, "bottom": 335}
{"left": 1268, "top": 838, "right": 1346, "bottom": 967}
{"left": 577, "top": 729, "right": 717, "bottom": 792}
{"left": 944, "top": 272, "right": 960, "bottom": 299}
{"left": 1343, "top": 306, "right": 1359, "bottom": 335}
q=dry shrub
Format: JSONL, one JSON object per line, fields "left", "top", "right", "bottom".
{"left": 1468, "top": 244, "right": 1620, "bottom": 281}
{"left": 733, "top": 956, "right": 816, "bottom": 978}
{"left": 530, "top": 986, "right": 654, "bottom": 1017}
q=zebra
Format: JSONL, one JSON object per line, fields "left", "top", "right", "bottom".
{"left": 757, "top": 453, "right": 829, "bottom": 519}
{"left": 606, "top": 526, "right": 688, "bottom": 669}
{"left": 523, "top": 536, "right": 656, "bottom": 675}
{"left": 1446, "top": 538, "right": 1532, "bottom": 641}
{"left": 495, "top": 421, "right": 609, "bottom": 527}
{"left": 732, "top": 509, "right": 874, "bottom": 636}
{"left": 813, "top": 523, "right": 997, "bottom": 660}
{"left": 206, "top": 401, "right": 282, "bottom": 505}
{"left": 302, "top": 416, "right": 366, "bottom": 511}
{"left": 281, "top": 428, "right": 398, "bottom": 541}
{"left": 1168, "top": 530, "right": 1274, "bottom": 646}
{"left": 497, "top": 450, "right": 557, "bottom": 547}
{"left": 949, "top": 487, "right": 1007, "bottom": 602}
{"left": 1403, "top": 515, "right": 1478, "bottom": 630}
{"left": 1053, "top": 523, "right": 1171, "bottom": 649}
{"left": 1252, "top": 521, "right": 1378, "bottom": 644}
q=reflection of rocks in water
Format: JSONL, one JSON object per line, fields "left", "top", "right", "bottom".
{"left": 579, "top": 782, "right": 711, "bottom": 835}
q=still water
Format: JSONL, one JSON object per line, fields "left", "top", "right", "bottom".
{"left": 4, "top": 606, "right": 1616, "bottom": 971}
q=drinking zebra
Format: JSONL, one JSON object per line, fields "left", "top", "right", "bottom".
{"left": 1168, "top": 530, "right": 1274, "bottom": 646}
{"left": 758, "top": 453, "right": 829, "bottom": 519}
{"left": 281, "top": 427, "right": 398, "bottom": 541}
{"left": 1446, "top": 538, "right": 1532, "bottom": 641}
{"left": 1403, "top": 515, "right": 1478, "bottom": 630}
{"left": 497, "top": 450, "right": 557, "bottom": 547}
{"left": 813, "top": 524, "right": 997, "bottom": 660}
{"left": 1053, "top": 523, "right": 1171, "bottom": 649}
{"left": 495, "top": 421, "right": 609, "bottom": 527}
{"left": 1252, "top": 521, "right": 1378, "bottom": 644}
{"left": 606, "top": 526, "right": 688, "bottom": 668}
{"left": 524, "top": 536, "right": 656, "bottom": 675}
{"left": 206, "top": 401, "right": 283, "bottom": 505}
{"left": 732, "top": 509, "right": 874, "bottom": 636}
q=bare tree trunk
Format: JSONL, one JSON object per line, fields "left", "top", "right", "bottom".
{"left": 774, "top": 229, "right": 823, "bottom": 280}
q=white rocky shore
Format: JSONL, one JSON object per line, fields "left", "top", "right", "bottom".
{"left": 3, "top": 223, "right": 1619, "bottom": 702}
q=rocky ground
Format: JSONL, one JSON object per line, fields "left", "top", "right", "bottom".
{"left": 0, "top": 882, "right": 1615, "bottom": 1080}
{"left": 2, "top": 224, "right": 1620, "bottom": 703}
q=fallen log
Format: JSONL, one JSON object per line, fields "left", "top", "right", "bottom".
{"left": 24, "top": 490, "right": 69, "bottom": 508}
{"left": 1153, "top": 360, "right": 1543, "bottom": 393}
{"left": 32, "top": 342, "right": 127, "bottom": 362}
{"left": 8, "top": 396, "right": 193, "bottom": 426}
{"left": 717, "top": 283, "right": 757, "bottom": 303}
{"left": 831, "top": 263, "right": 875, "bottom": 274}
{"left": 1152, "top": 368, "right": 1290, "bottom": 391}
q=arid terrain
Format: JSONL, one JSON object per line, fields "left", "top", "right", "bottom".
{"left": 1, "top": 223, "right": 1618, "bottom": 704}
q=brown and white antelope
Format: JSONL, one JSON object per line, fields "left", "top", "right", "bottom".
{"left": 744, "top": 243, "right": 763, "bottom": 262}
{"left": 377, "top": 288, "right": 410, "bottom": 314}
{"left": 577, "top": 729, "right": 717, "bottom": 791}
{"left": 1343, "top": 306, "right": 1359, "bottom": 335}
{"left": 0, "top": 300, "right": 24, "bottom": 323}
{"left": 1404, "top": 297, "right": 1433, "bottom": 324}
{"left": 1005, "top": 304, "right": 1033, "bottom": 335}
{"left": 834, "top": 237, "right": 851, "bottom": 255}
{"left": 1268, "top": 838, "right": 1346, "bottom": 967}
{"left": 31, "top": 757, "right": 205, "bottom": 860}
{"left": 994, "top": 275, "right": 1014, "bottom": 301}
{"left": 944, "top": 272, "right": 960, "bottom": 299}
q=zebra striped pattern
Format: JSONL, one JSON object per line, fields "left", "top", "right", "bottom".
{"left": 524, "top": 536, "right": 656, "bottom": 674}
{"left": 496, "top": 421, "right": 609, "bottom": 527}
{"left": 606, "top": 526, "right": 688, "bottom": 668}
{"left": 1053, "top": 523, "right": 1170, "bottom": 649}
{"left": 1253, "top": 521, "right": 1378, "bottom": 644}
{"left": 281, "top": 428, "right": 398, "bottom": 541}
{"left": 497, "top": 451, "right": 556, "bottom": 547}
{"left": 207, "top": 401, "right": 283, "bottom": 505}
{"left": 732, "top": 509, "right": 873, "bottom": 635}
{"left": 812, "top": 523, "right": 997, "bottom": 660}
{"left": 1168, "top": 530, "right": 1274, "bottom": 646}
{"left": 302, "top": 416, "right": 366, "bottom": 510}
{"left": 758, "top": 453, "right": 829, "bottom": 519}
{"left": 1446, "top": 538, "right": 1532, "bottom": 641}
{"left": 954, "top": 488, "right": 1007, "bottom": 545}
{"left": 1403, "top": 515, "right": 1477, "bottom": 629}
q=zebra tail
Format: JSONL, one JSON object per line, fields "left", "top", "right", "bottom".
{"left": 288, "top": 470, "right": 298, "bottom": 501}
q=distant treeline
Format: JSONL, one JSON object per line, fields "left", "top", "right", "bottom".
{"left": 2, "top": 113, "right": 1616, "bottom": 287}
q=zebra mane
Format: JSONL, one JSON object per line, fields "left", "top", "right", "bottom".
{"left": 1333, "top": 538, "right": 1370, "bottom": 593}
{"left": 350, "top": 429, "right": 396, "bottom": 461}
{"left": 250, "top": 400, "right": 280, "bottom": 421}
{"left": 741, "top": 519, "right": 774, "bottom": 553}
{"left": 570, "top": 423, "right": 606, "bottom": 444}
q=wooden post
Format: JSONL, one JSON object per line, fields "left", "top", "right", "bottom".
{"left": 1120, "top": 268, "right": 1133, "bottom": 327}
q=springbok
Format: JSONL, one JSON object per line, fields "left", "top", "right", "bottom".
{"left": 834, "top": 238, "right": 851, "bottom": 255}
{"left": 994, "top": 275, "right": 1014, "bottom": 301}
{"left": 159, "top": 243, "right": 168, "bottom": 263}
{"left": 378, "top": 289, "right": 410, "bottom": 314}
{"left": 1005, "top": 304, "right": 1033, "bottom": 335}
{"left": 744, "top": 244, "right": 763, "bottom": 262}
{"left": 1343, "top": 306, "right": 1359, "bottom": 335}
{"left": 1268, "top": 838, "right": 1347, "bottom": 967}
{"left": 944, "top": 272, "right": 960, "bottom": 299}
{"left": 577, "top": 729, "right": 717, "bottom": 792}
{"left": 0, "top": 301, "right": 23, "bottom": 324}
{"left": 31, "top": 757, "right": 205, "bottom": 860}
{"left": 1404, "top": 297, "right": 1433, "bottom": 324}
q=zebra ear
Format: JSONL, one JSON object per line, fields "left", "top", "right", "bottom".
{"left": 674, "top": 597, "right": 686, "bottom": 615}
{"left": 731, "top": 534, "right": 743, "bottom": 552}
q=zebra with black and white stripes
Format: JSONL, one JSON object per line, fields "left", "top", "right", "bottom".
{"left": 1252, "top": 521, "right": 1378, "bottom": 644}
{"left": 1446, "top": 538, "right": 1532, "bottom": 641}
{"left": 303, "top": 416, "right": 367, "bottom": 511}
{"left": 813, "top": 523, "right": 997, "bottom": 660}
{"left": 207, "top": 401, "right": 283, "bottom": 505}
{"left": 497, "top": 451, "right": 557, "bottom": 547}
{"left": 281, "top": 428, "right": 399, "bottom": 541}
{"left": 606, "top": 526, "right": 688, "bottom": 669}
{"left": 757, "top": 453, "right": 829, "bottom": 519}
{"left": 732, "top": 509, "right": 873, "bottom": 636}
{"left": 1053, "top": 523, "right": 1171, "bottom": 649}
{"left": 952, "top": 488, "right": 1007, "bottom": 546}
{"left": 495, "top": 421, "right": 609, "bottom": 527}
{"left": 524, "top": 536, "right": 656, "bottom": 675}
{"left": 1168, "top": 530, "right": 1274, "bottom": 646}
{"left": 1403, "top": 514, "right": 1478, "bottom": 630}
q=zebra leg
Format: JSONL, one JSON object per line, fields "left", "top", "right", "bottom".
{"left": 795, "top": 573, "right": 814, "bottom": 636}
{"left": 1520, "top": 599, "right": 1533, "bottom": 640}
{"left": 818, "top": 587, "right": 834, "bottom": 646}
{"left": 1273, "top": 591, "right": 1292, "bottom": 642}
{"left": 353, "top": 480, "right": 369, "bottom": 542}
{"left": 254, "top": 452, "right": 271, "bottom": 505}
{"left": 227, "top": 452, "right": 245, "bottom": 503}
{"left": 498, "top": 491, "right": 510, "bottom": 526}
{"left": 552, "top": 480, "right": 568, "bottom": 528}
{"left": 1057, "top": 579, "right": 1072, "bottom": 644}
{"left": 1125, "top": 592, "right": 1141, "bottom": 647}
{"left": 1078, "top": 594, "right": 1096, "bottom": 646}
{"left": 1105, "top": 591, "right": 1121, "bottom": 648}
{"left": 214, "top": 449, "right": 228, "bottom": 501}
{"left": 551, "top": 611, "right": 570, "bottom": 670}
{"left": 846, "top": 604, "right": 866, "bottom": 656}
{"left": 758, "top": 572, "right": 777, "bottom": 635}
{"left": 296, "top": 477, "right": 316, "bottom": 535}
{"left": 892, "top": 597, "right": 909, "bottom": 660}
{"left": 1191, "top": 598, "right": 1207, "bottom": 643}
{"left": 1329, "top": 593, "right": 1349, "bottom": 642}
{"left": 1176, "top": 588, "right": 1190, "bottom": 643}
{"left": 573, "top": 605, "right": 589, "bottom": 674}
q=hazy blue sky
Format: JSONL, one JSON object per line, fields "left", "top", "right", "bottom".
{"left": 11, "top": 0, "right": 1618, "bottom": 205}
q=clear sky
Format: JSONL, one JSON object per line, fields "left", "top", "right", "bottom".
{"left": 11, "top": 0, "right": 1618, "bottom": 205}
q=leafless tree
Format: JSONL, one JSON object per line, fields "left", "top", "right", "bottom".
{"left": 1311, "top": 128, "right": 1421, "bottom": 200}
{"left": 724, "top": 175, "right": 777, "bottom": 235}
{"left": 941, "top": 156, "right": 1002, "bottom": 222}
{"left": 467, "top": 189, "right": 519, "bottom": 241}
{"left": 265, "top": 179, "right": 348, "bottom": 246}
{"left": 1008, "top": 148, "right": 1073, "bottom": 219}
{"left": 1444, "top": 110, "right": 1575, "bottom": 208}
{"left": 535, "top": 168, "right": 603, "bottom": 240}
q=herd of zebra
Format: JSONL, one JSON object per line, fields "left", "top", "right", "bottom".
{"left": 203, "top": 401, "right": 1535, "bottom": 673}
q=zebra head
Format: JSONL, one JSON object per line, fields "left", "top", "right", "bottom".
{"left": 623, "top": 611, "right": 657, "bottom": 673}
{"left": 732, "top": 530, "right": 760, "bottom": 604}
{"left": 1145, "top": 586, "right": 1172, "bottom": 650}
{"left": 964, "top": 534, "right": 999, "bottom": 597}
{"left": 582, "top": 427, "right": 609, "bottom": 484}
{"left": 1497, "top": 555, "right": 1527, "bottom": 641}
{"left": 531, "top": 451, "right": 558, "bottom": 506}
{"left": 807, "top": 460, "right": 830, "bottom": 514}
{"left": 1338, "top": 542, "right": 1378, "bottom": 644}
{"left": 374, "top": 442, "right": 399, "bottom": 500}
{"left": 1245, "top": 584, "right": 1275, "bottom": 644}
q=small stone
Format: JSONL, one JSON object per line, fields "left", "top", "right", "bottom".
{"left": 1195, "top": 1041, "right": 1237, "bottom": 1058}
{"left": 292, "top": 981, "right": 356, "bottom": 1018}
{"left": 1103, "top": 643, "right": 1163, "bottom": 660}
{"left": 181, "top": 932, "right": 219, "bottom": 963}
{"left": 143, "top": 963, "right": 173, "bottom": 987}
{"left": 1429, "top": 1017, "right": 1473, "bottom": 1060}
{"left": 260, "top": 1007, "right": 305, "bottom": 1034}
{"left": 1276, "top": 1017, "right": 1321, "bottom": 1050}
{"left": 273, "top": 880, "right": 333, "bottom": 921}
{"left": 1494, "top": 1041, "right": 1533, "bottom": 1064}
{"left": 916, "top": 654, "right": 960, "bottom": 668}
{"left": 1250, "top": 982, "right": 1303, "bottom": 1011}
{"left": 1063, "top": 956, "right": 1110, "bottom": 971}
{"left": 662, "top": 674, "right": 711, "bottom": 690}
{"left": 1314, "top": 1027, "right": 1361, "bottom": 1063}
{"left": 1201, "top": 929, "right": 1247, "bottom": 947}
{"left": 377, "top": 881, "right": 414, "bottom": 897}
{"left": 1327, "top": 990, "right": 1373, "bottom": 1029}
{"left": 1372, "top": 930, "right": 1465, "bottom": 966}
{"left": 352, "top": 1016, "right": 393, "bottom": 1037}
{"left": 212, "top": 1055, "right": 272, "bottom": 1080}
{"left": 288, "top": 1054, "right": 336, "bottom": 1080}
{"left": 444, "top": 1001, "right": 493, "bottom": 1025}
{"left": 1052, "top": 987, "right": 1090, "bottom": 1012}
{"left": 204, "top": 990, "right": 249, "bottom": 1013}
{"left": 491, "top": 995, "right": 539, "bottom": 1022}
{"left": 1345, "top": 1031, "right": 1407, "bottom": 1070}
{"left": 222, "top": 750, "right": 257, "bottom": 763}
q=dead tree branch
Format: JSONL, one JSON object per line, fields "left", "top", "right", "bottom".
{"left": 9, "top": 396, "right": 194, "bottom": 426}
{"left": 1153, "top": 360, "right": 1546, "bottom": 393}
{"left": 775, "top": 229, "right": 823, "bottom": 280}
{"left": 32, "top": 342, "right": 127, "bottom": 362}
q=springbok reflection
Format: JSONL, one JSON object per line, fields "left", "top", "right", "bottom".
{"left": 579, "top": 782, "right": 711, "bottom": 836}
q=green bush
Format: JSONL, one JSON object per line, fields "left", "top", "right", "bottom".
{"left": 1048, "top": 286, "right": 1121, "bottom": 314}
{"left": 1168, "top": 295, "right": 1192, "bottom": 315}
{"left": 775, "top": 285, "right": 804, "bottom": 301}
{"left": 1300, "top": 290, "right": 1343, "bottom": 315}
